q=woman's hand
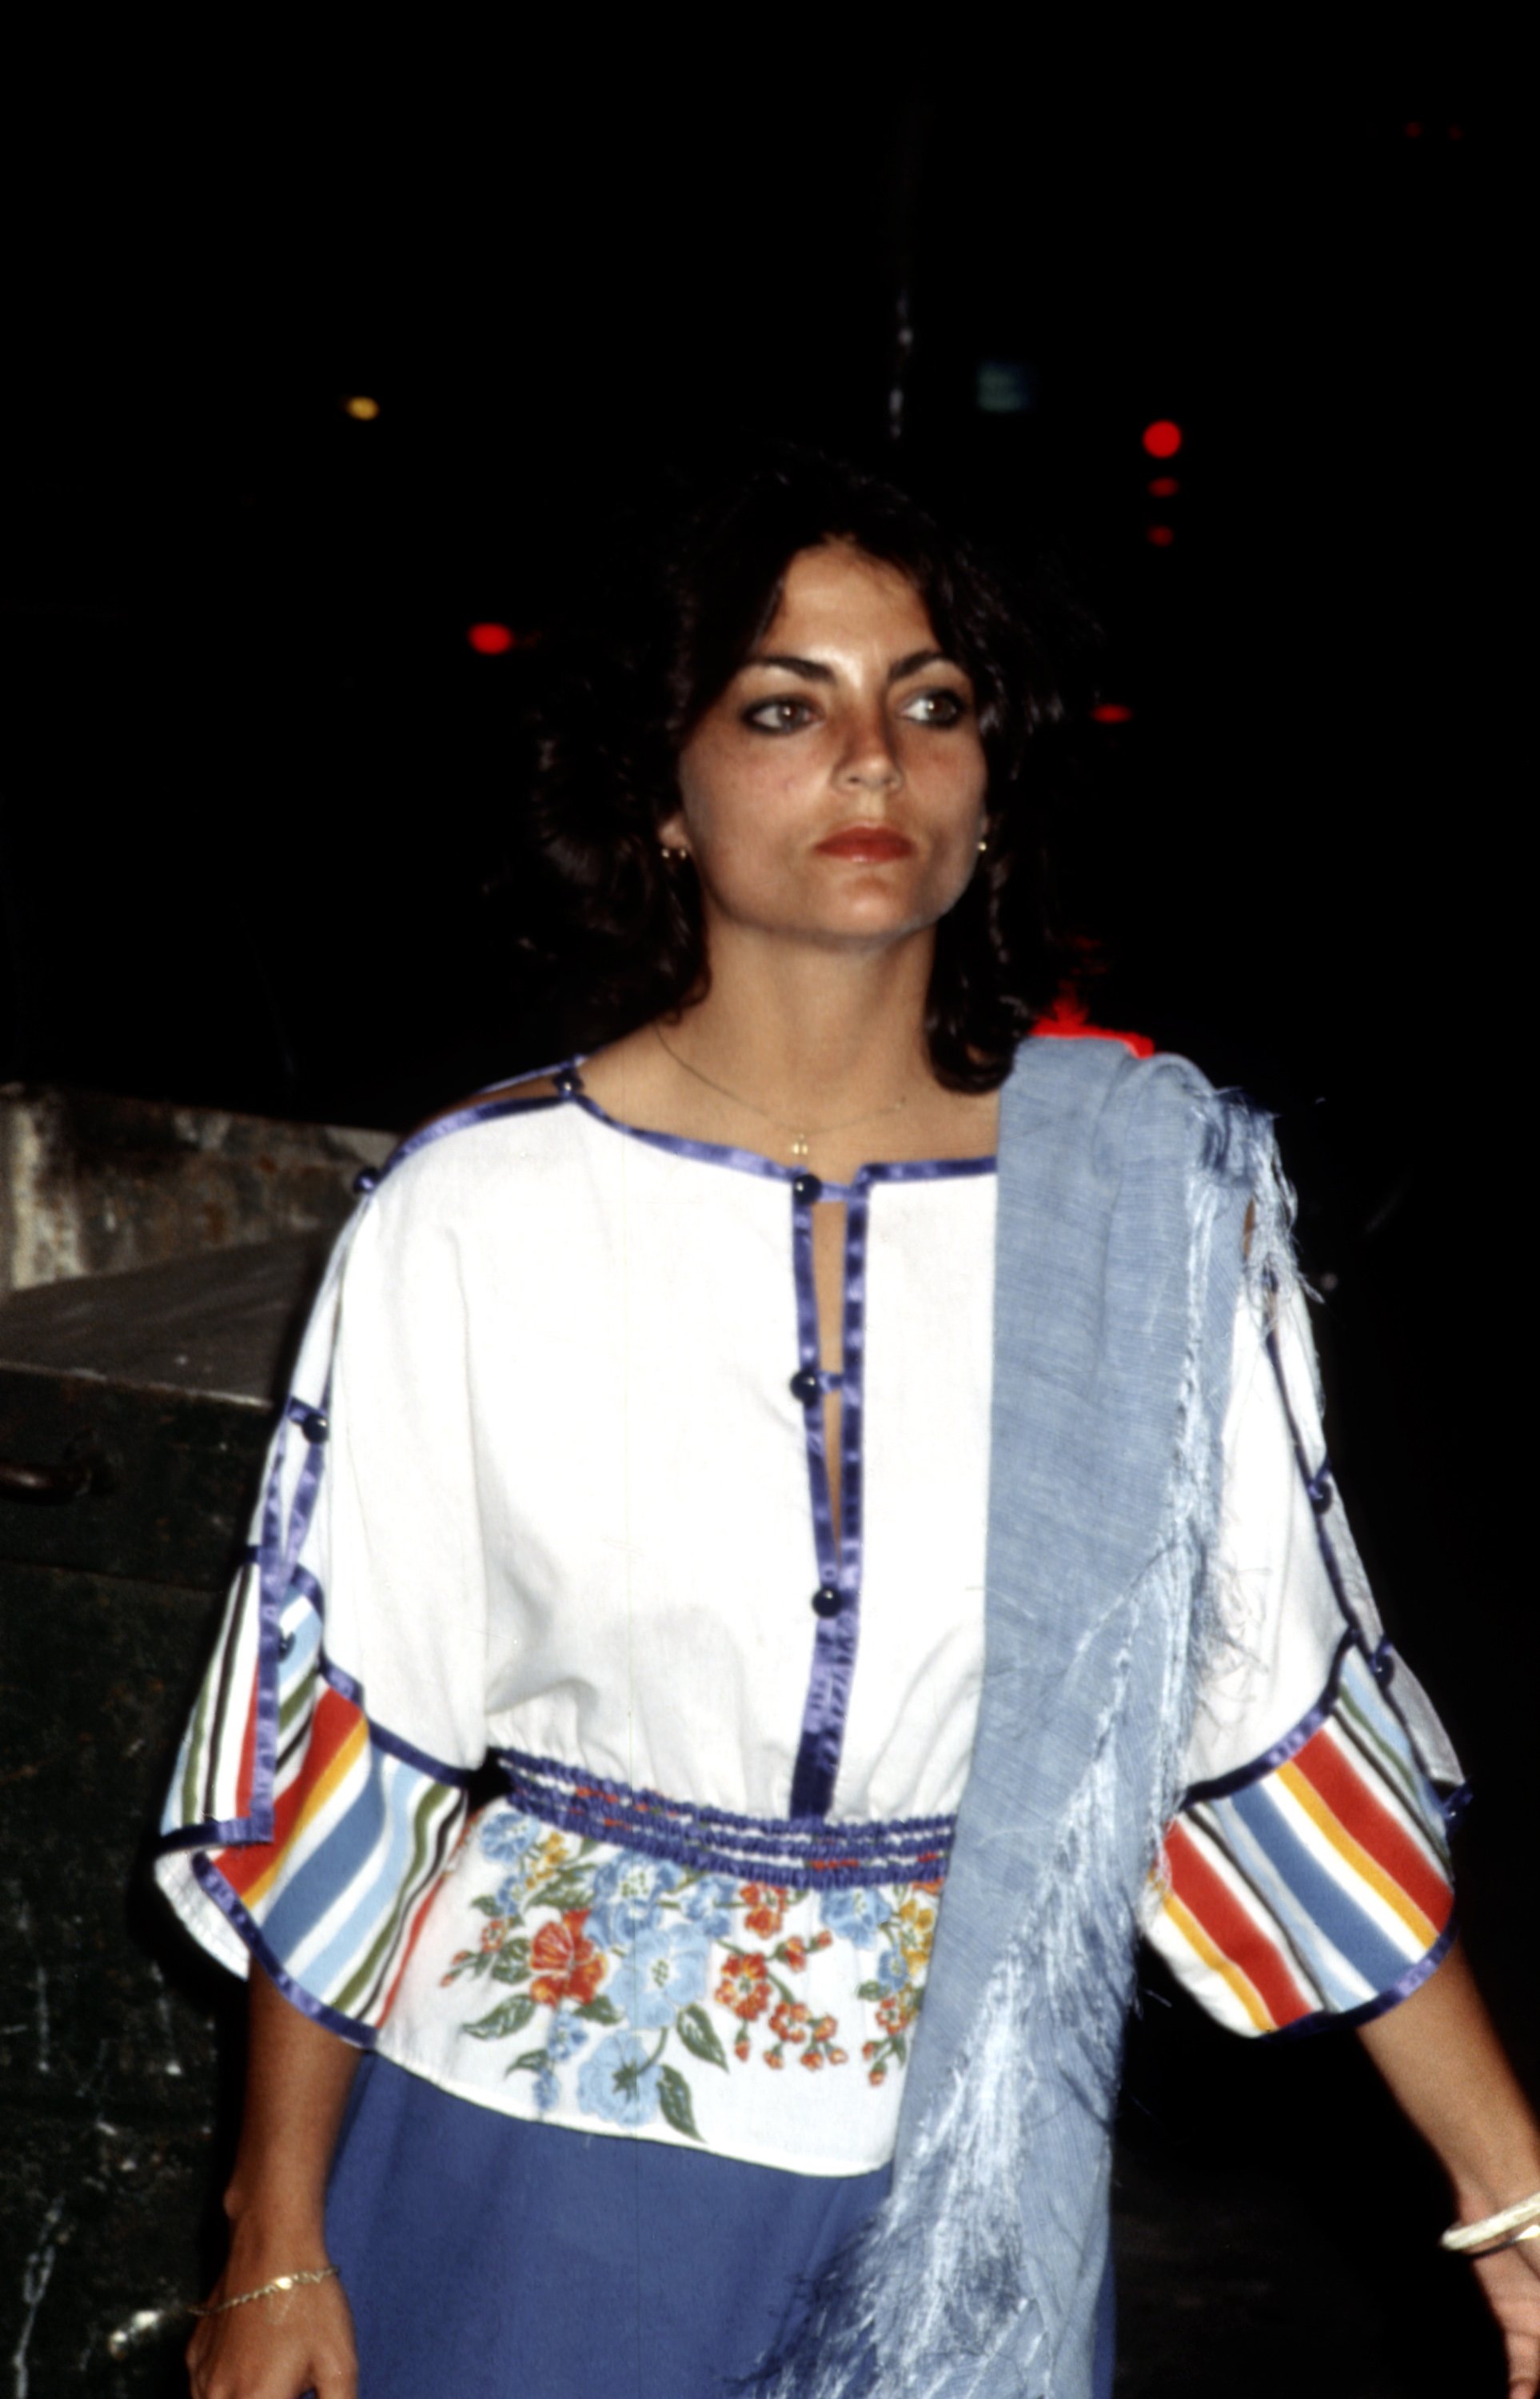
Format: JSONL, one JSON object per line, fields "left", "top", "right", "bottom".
{"left": 186, "top": 1965, "right": 363, "bottom": 2396}
{"left": 1462, "top": 2238, "right": 1540, "bottom": 2398}
{"left": 186, "top": 2265, "right": 357, "bottom": 2399}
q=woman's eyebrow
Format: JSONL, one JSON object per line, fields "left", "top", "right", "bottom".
{"left": 746, "top": 652, "right": 836, "bottom": 683}
{"left": 744, "top": 648, "right": 954, "bottom": 685}
{"left": 886, "top": 648, "right": 950, "bottom": 684}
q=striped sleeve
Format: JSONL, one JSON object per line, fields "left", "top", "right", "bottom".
{"left": 1143, "top": 1279, "right": 1463, "bottom": 2039}
{"left": 1152, "top": 1641, "right": 1456, "bottom": 2035}
{"left": 155, "top": 1186, "right": 486, "bottom": 2043}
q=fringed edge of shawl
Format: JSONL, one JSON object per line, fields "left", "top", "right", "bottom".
{"left": 743, "top": 1089, "right": 1295, "bottom": 2399}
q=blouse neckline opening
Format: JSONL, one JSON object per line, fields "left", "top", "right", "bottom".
{"left": 560, "top": 1063, "right": 997, "bottom": 1195}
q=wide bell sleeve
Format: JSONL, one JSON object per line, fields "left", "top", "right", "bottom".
{"left": 154, "top": 1173, "right": 489, "bottom": 2043}
{"left": 1143, "top": 1276, "right": 1466, "bottom": 2038}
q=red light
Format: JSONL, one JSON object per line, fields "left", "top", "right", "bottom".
{"left": 1404, "top": 121, "right": 1423, "bottom": 138}
{"left": 1448, "top": 123, "right": 1464, "bottom": 139}
{"left": 1036, "top": 991, "right": 1155, "bottom": 1059}
{"left": 1147, "top": 476, "right": 1179, "bottom": 498}
{"left": 1146, "top": 525, "right": 1175, "bottom": 548}
{"left": 1091, "top": 704, "right": 1134, "bottom": 724}
{"left": 1142, "top": 420, "right": 1182, "bottom": 460}
{"left": 467, "top": 623, "right": 516, "bottom": 656}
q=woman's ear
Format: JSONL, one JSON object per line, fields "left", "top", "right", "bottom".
{"left": 656, "top": 802, "right": 690, "bottom": 856}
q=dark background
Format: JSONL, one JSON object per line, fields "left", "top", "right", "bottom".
{"left": 2, "top": 50, "right": 1530, "bottom": 2393}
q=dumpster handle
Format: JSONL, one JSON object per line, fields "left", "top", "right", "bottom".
{"left": 0, "top": 1452, "right": 108, "bottom": 1503}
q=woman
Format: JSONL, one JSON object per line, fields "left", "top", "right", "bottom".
{"left": 158, "top": 451, "right": 1540, "bottom": 2397}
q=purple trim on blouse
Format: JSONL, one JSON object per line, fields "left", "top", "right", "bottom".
{"left": 1261, "top": 1914, "right": 1458, "bottom": 2043}
{"left": 162, "top": 1686, "right": 473, "bottom": 1855}
{"left": 302, "top": 1647, "right": 472, "bottom": 1789}
{"left": 200, "top": 1547, "right": 261, "bottom": 1823}
{"left": 363, "top": 1058, "right": 1003, "bottom": 1196}
{"left": 1263, "top": 1319, "right": 1362, "bottom": 1643}
{"left": 251, "top": 1429, "right": 289, "bottom": 1835}
{"left": 566, "top": 1062, "right": 999, "bottom": 1196}
{"left": 1179, "top": 1632, "right": 1356, "bottom": 1807}
{"left": 1362, "top": 1635, "right": 1471, "bottom": 1831}
{"left": 788, "top": 1184, "right": 873, "bottom": 1818}
{"left": 327, "top": 1672, "right": 476, "bottom": 1790}
{"left": 1264, "top": 1317, "right": 1464, "bottom": 1807}
{"left": 839, "top": 1183, "right": 871, "bottom": 1597}
{"left": 790, "top": 1176, "right": 840, "bottom": 1600}
{"left": 166, "top": 1656, "right": 471, "bottom": 1859}
{"left": 281, "top": 1389, "right": 329, "bottom": 1591}
{"left": 499, "top": 1747, "right": 955, "bottom": 1842}
{"left": 158, "top": 1814, "right": 269, "bottom": 1856}
{"left": 473, "top": 1055, "right": 583, "bottom": 1092}
{"left": 1179, "top": 1634, "right": 1466, "bottom": 1834}
{"left": 248, "top": 1387, "right": 333, "bottom": 1830}
{"left": 496, "top": 1750, "right": 955, "bottom": 1888}
{"left": 187, "top": 1854, "right": 379, "bottom": 2048}
{"left": 573, "top": 1088, "right": 798, "bottom": 1185}
{"left": 320, "top": 1652, "right": 363, "bottom": 1707}
{"left": 289, "top": 1564, "right": 325, "bottom": 1615}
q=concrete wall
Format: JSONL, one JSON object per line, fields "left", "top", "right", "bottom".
{"left": 0, "top": 1087, "right": 392, "bottom": 1299}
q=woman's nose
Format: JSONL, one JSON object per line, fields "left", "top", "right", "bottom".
{"left": 837, "top": 711, "right": 903, "bottom": 790}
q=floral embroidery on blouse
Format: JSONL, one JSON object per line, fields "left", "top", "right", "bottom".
{"left": 440, "top": 1803, "right": 944, "bottom": 2137}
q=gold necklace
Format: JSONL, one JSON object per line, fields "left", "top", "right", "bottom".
{"left": 651, "top": 1024, "right": 912, "bottom": 1163}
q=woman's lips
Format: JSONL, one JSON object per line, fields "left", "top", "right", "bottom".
{"left": 814, "top": 826, "right": 916, "bottom": 862}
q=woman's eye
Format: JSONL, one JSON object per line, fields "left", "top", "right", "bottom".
{"left": 900, "top": 689, "right": 969, "bottom": 726}
{"left": 743, "top": 697, "right": 817, "bottom": 733}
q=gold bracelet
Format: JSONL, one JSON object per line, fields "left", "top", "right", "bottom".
{"left": 192, "top": 2265, "right": 340, "bottom": 2317}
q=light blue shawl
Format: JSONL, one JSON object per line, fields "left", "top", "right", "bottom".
{"left": 760, "top": 1036, "right": 1287, "bottom": 2397}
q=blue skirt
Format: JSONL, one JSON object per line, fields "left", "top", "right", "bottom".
{"left": 325, "top": 2054, "right": 890, "bottom": 2397}
{"left": 327, "top": 2056, "right": 1117, "bottom": 2396}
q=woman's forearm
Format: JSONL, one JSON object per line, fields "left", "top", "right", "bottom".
{"left": 1357, "top": 1938, "right": 1540, "bottom": 2217}
{"left": 1358, "top": 1942, "right": 1540, "bottom": 2395}
{"left": 183, "top": 1967, "right": 361, "bottom": 2397}
{"left": 221, "top": 1962, "right": 361, "bottom": 2258}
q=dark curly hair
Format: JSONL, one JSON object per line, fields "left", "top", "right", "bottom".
{"left": 519, "top": 446, "right": 1090, "bottom": 1091}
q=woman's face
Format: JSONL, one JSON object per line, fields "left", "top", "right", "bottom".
{"left": 660, "top": 542, "right": 989, "bottom": 961}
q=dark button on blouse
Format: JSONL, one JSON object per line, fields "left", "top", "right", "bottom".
{"left": 790, "top": 1367, "right": 821, "bottom": 1404}
{"left": 812, "top": 1584, "right": 842, "bottom": 1619}
{"left": 792, "top": 1173, "right": 822, "bottom": 1205}
{"left": 303, "top": 1411, "right": 330, "bottom": 1444}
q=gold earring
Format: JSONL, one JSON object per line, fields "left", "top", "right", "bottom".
{"left": 659, "top": 844, "right": 688, "bottom": 863}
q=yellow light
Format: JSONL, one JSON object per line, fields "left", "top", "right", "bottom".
{"left": 342, "top": 395, "right": 380, "bottom": 421}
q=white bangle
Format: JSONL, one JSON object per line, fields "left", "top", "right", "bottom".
{"left": 1441, "top": 2191, "right": 1540, "bottom": 2255}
